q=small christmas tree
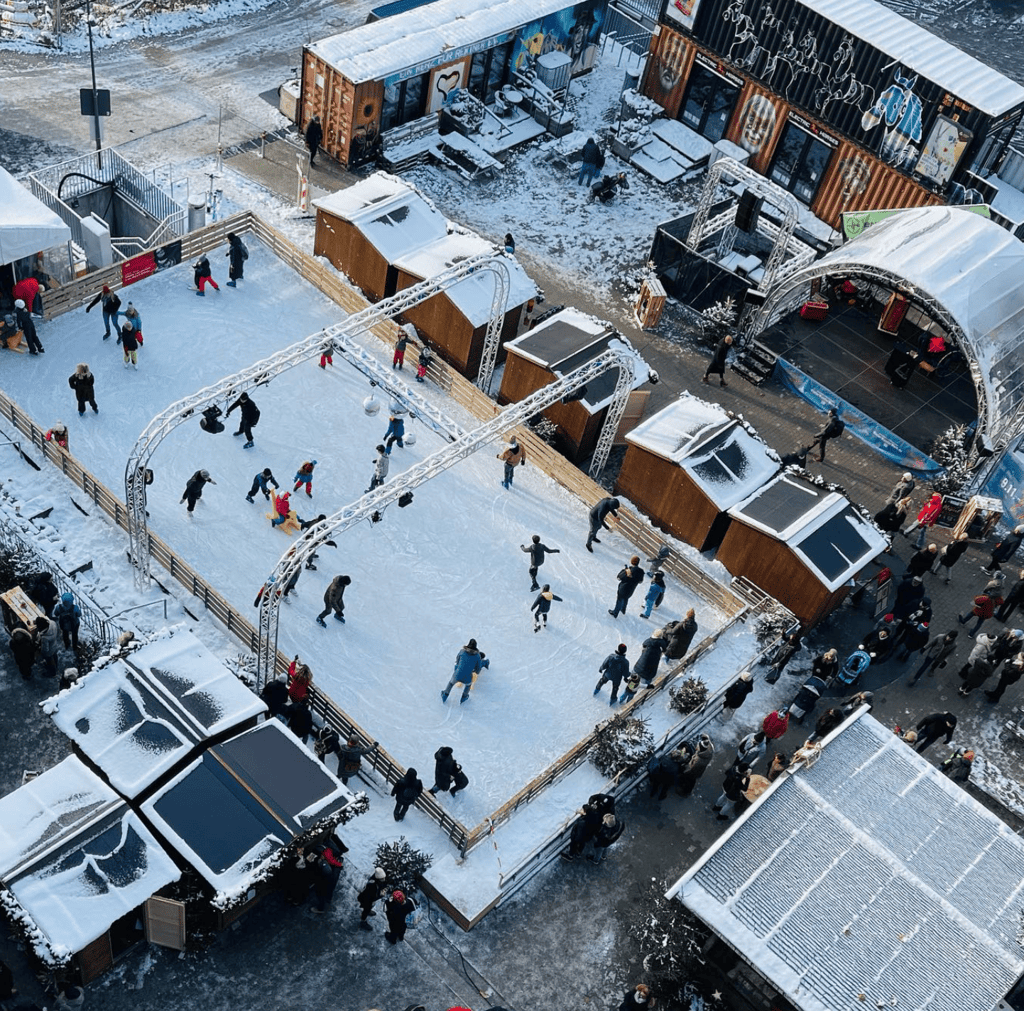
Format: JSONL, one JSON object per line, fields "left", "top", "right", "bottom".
{"left": 753, "top": 605, "right": 793, "bottom": 649}
{"left": 590, "top": 711, "right": 655, "bottom": 779}
{"left": 929, "top": 423, "right": 973, "bottom": 498}
{"left": 668, "top": 676, "right": 709, "bottom": 716}
{"left": 701, "top": 296, "right": 737, "bottom": 347}
{"left": 374, "top": 837, "right": 432, "bottom": 897}
{"left": 531, "top": 416, "right": 559, "bottom": 446}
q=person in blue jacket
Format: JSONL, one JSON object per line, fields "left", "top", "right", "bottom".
{"left": 641, "top": 571, "right": 666, "bottom": 618}
{"left": 52, "top": 591, "right": 82, "bottom": 651}
{"left": 441, "top": 639, "right": 488, "bottom": 704}
{"left": 383, "top": 413, "right": 405, "bottom": 454}
{"left": 246, "top": 467, "right": 279, "bottom": 503}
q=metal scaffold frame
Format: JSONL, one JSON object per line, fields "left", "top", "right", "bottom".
{"left": 125, "top": 252, "right": 510, "bottom": 588}
{"left": 254, "top": 347, "right": 637, "bottom": 688}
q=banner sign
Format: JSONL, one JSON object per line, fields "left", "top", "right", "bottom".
{"left": 121, "top": 251, "right": 156, "bottom": 287}
{"left": 981, "top": 438, "right": 1024, "bottom": 527}
{"left": 775, "top": 357, "right": 946, "bottom": 475}
{"left": 841, "top": 203, "right": 990, "bottom": 241}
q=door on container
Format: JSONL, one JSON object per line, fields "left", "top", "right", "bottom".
{"left": 768, "top": 122, "right": 834, "bottom": 205}
{"left": 679, "top": 64, "right": 739, "bottom": 143}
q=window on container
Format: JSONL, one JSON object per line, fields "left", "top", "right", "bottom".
{"left": 971, "top": 117, "right": 1020, "bottom": 177}
{"left": 768, "top": 122, "right": 834, "bottom": 205}
{"left": 468, "top": 51, "right": 488, "bottom": 101}
{"left": 402, "top": 73, "right": 427, "bottom": 123}
{"left": 679, "top": 64, "right": 739, "bottom": 143}
{"left": 485, "top": 42, "right": 514, "bottom": 103}
{"left": 380, "top": 81, "right": 403, "bottom": 133}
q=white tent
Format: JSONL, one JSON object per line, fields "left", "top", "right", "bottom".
{"left": 0, "top": 165, "right": 72, "bottom": 267}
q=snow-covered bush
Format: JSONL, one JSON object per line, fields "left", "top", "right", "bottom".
{"left": 753, "top": 604, "right": 793, "bottom": 648}
{"left": 374, "top": 836, "right": 433, "bottom": 898}
{"left": 668, "top": 676, "right": 709, "bottom": 716}
{"left": 701, "top": 296, "right": 737, "bottom": 347}
{"left": 929, "top": 423, "right": 973, "bottom": 498}
{"left": 530, "top": 416, "right": 560, "bottom": 446}
{"left": 590, "top": 711, "right": 655, "bottom": 778}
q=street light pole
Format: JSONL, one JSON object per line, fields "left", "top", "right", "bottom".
{"left": 85, "top": 0, "right": 101, "bottom": 171}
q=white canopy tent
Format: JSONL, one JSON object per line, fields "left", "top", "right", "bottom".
{"left": 0, "top": 165, "right": 72, "bottom": 268}
{"left": 747, "top": 206, "right": 1024, "bottom": 448}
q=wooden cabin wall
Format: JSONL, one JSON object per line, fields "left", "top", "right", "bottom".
{"left": 396, "top": 271, "right": 474, "bottom": 376}
{"left": 313, "top": 212, "right": 390, "bottom": 301}
{"left": 497, "top": 349, "right": 548, "bottom": 406}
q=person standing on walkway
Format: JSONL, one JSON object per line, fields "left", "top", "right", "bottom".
{"left": 311, "top": 844, "right": 345, "bottom": 913}
{"left": 647, "top": 750, "right": 680, "bottom": 800}
{"left": 809, "top": 407, "right": 845, "bottom": 463}
{"left": 589, "top": 812, "right": 625, "bottom": 864}
{"left": 874, "top": 496, "right": 910, "bottom": 535}
{"left": 193, "top": 254, "right": 220, "bottom": 295}
{"left": 530, "top": 584, "right": 563, "bottom": 632}
{"left": 633, "top": 629, "right": 667, "bottom": 686}
{"left": 762, "top": 708, "right": 790, "bottom": 742}
{"left": 338, "top": 735, "right": 378, "bottom": 784}
{"left": 983, "top": 525, "right": 1024, "bottom": 574}
{"left": 936, "top": 532, "right": 970, "bottom": 583}
{"left": 996, "top": 569, "right": 1024, "bottom": 622}
{"left": 765, "top": 632, "right": 800, "bottom": 683}
{"left": 986, "top": 653, "right": 1024, "bottom": 703}
{"left": 907, "top": 544, "right": 938, "bottom": 579}
{"left": 895, "top": 621, "right": 930, "bottom": 663}
{"left": 226, "top": 392, "right": 260, "bottom": 449}
{"left": 384, "top": 889, "right": 416, "bottom": 944}
{"left": 521, "top": 534, "right": 559, "bottom": 591}
{"left": 246, "top": 467, "right": 278, "bottom": 503}
{"left": 14, "top": 299, "right": 43, "bottom": 354}
{"left": 85, "top": 284, "right": 121, "bottom": 338}
{"left": 903, "top": 493, "right": 943, "bottom": 548}
{"left": 594, "top": 643, "right": 630, "bottom": 705}
{"left": 958, "top": 589, "right": 1001, "bottom": 637}
{"left": 676, "top": 734, "right": 714, "bottom": 796}
{"left": 915, "top": 712, "right": 957, "bottom": 753}
{"left": 887, "top": 472, "right": 916, "bottom": 504}
{"left": 609, "top": 555, "right": 645, "bottom": 618}
{"left": 9, "top": 625, "right": 36, "bottom": 680}
{"left": 733, "top": 729, "right": 767, "bottom": 770}
{"left": 316, "top": 574, "right": 351, "bottom": 626}
{"left": 305, "top": 114, "right": 323, "bottom": 166}
{"left": 392, "top": 331, "right": 408, "bottom": 369}
{"left": 498, "top": 437, "right": 525, "bottom": 489}
{"left": 68, "top": 364, "right": 98, "bottom": 415}
{"left": 910, "top": 629, "right": 958, "bottom": 685}
{"left": 702, "top": 334, "right": 732, "bottom": 387}
{"left": 586, "top": 496, "right": 620, "bottom": 551}
{"left": 180, "top": 469, "right": 215, "bottom": 514}
{"left": 441, "top": 639, "right": 485, "bottom": 704}
{"left": 578, "top": 137, "right": 603, "bottom": 186}
{"left": 225, "top": 232, "right": 248, "bottom": 286}
{"left": 357, "top": 867, "right": 388, "bottom": 931}
{"left": 719, "top": 671, "right": 754, "bottom": 722}
{"left": 662, "top": 609, "right": 698, "bottom": 664}
{"left": 33, "top": 615, "right": 60, "bottom": 679}
{"left": 641, "top": 571, "right": 666, "bottom": 619}
{"left": 713, "top": 762, "right": 751, "bottom": 820}
{"left": 52, "top": 592, "right": 81, "bottom": 652}
{"left": 390, "top": 768, "right": 423, "bottom": 822}
{"left": 367, "top": 445, "right": 389, "bottom": 493}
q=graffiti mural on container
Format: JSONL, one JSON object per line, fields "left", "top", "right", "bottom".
{"left": 511, "top": 1, "right": 606, "bottom": 79}
{"left": 813, "top": 37, "right": 874, "bottom": 120}
{"left": 861, "top": 68, "right": 923, "bottom": 170}
{"left": 646, "top": 28, "right": 691, "bottom": 113}
{"left": 736, "top": 93, "right": 778, "bottom": 154}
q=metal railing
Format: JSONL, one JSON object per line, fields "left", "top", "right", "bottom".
{"left": 24, "top": 176, "right": 84, "bottom": 250}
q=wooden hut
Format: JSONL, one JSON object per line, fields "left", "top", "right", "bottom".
{"left": 616, "top": 394, "right": 779, "bottom": 551}
{"left": 313, "top": 173, "right": 447, "bottom": 302}
{"left": 716, "top": 473, "right": 887, "bottom": 626}
{"left": 393, "top": 230, "right": 537, "bottom": 378}
{"left": 498, "top": 307, "right": 652, "bottom": 464}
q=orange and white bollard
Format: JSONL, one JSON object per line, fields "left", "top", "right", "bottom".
{"left": 296, "top": 165, "right": 309, "bottom": 213}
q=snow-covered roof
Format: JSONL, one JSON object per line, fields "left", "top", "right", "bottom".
{"left": 774, "top": 207, "right": 1024, "bottom": 447}
{"left": 0, "top": 757, "right": 179, "bottom": 960}
{"left": 668, "top": 712, "right": 1024, "bottom": 1011}
{"left": 314, "top": 173, "right": 448, "bottom": 263}
{"left": 0, "top": 165, "right": 72, "bottom": 267}
{"left": 393, "top": 232, "right": 537, "bottom": 326}
{"left": 729, "top": 474, "right": 887, "bottom": 591}
{"left": 141, "top": 721, "right": 351, "bottom": 900}
{"left": 626, "top": 395, "right": 779, "bottom": 509}
{"left": 505, "top": 307, "right": 650, "bottom": 412}
{"left": 48, "top": 630, "right": 265, "bottom": 798}
{"left": 309, "top": 0, "right": 586, "bottom": 84}
{"left": 798, "top": 0, "right": 1024, "bottom": 117}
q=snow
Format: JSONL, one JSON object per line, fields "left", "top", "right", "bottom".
{"left": 670, "top": 712, "right": 1024, "bottom": 1011}
{"left": 625, "top": 392, "right": 731, "bottom": 461}
{"left": 651, "top": 119, "right": 715, "bottom": 165}
{"left": 47, "top": 629, "right": 266, "bottom": 798}
{"left": 0, "top": 165, "right": 72, "bottom": 267}
{"left": 0, "top": 757, "right": 179, "bottom": 961}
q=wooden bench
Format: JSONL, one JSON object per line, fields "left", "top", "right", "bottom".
{"left": 0, "top": 585, "right": 44, "bottom": 632}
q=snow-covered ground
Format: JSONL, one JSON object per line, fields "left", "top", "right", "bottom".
{"left": 4, "top": 236, "right": 747, "bottom": 830}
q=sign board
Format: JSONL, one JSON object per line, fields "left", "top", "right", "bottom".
{"left": 80, "top": 88, "right": 111, "bottom": 117}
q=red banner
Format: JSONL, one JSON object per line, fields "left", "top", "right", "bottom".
{"left": 121, "top": 251, "right": 157, "bottom": 288}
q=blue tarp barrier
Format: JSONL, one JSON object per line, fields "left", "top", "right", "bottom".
{"left": 982, "top": 439, "right": 1024, "bottom": 527}
{"left": 775, "top": 358, "right": 946, "bottom": 476}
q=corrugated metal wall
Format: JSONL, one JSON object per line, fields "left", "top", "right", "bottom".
{"left": 723, "top": 78, "right": 787, "bottom": 176}
{"left": 641, "top": 24, "right": 696, "bottom": 119}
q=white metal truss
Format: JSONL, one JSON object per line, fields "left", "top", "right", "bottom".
{"left": 254, "top": 347, "right": 637, "bottom": 687}
{"left": 476, "top": 254, "right": 511, "bottom": 395}
{"left": 686, "top": 157, "right": 802, "bottom": 293}
{"left": 125, "top": 252, "right": 510, "bottom": 588}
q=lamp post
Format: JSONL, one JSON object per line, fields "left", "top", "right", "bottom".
{"left": 85, "top": 0, "right": 101, "bottom": 171}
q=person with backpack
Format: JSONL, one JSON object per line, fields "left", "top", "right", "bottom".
{"left": 810, "top": 407, "right": 845, "bottom": 463}
{"left": 226, "top": 232, "right": 248, "bottom": 286}
{"left": 314, "top": 725, "right": 341, "bottom": 771}
{"left": 311, "top": 840, "right": 346, "bottom": 912}
{"left": 52, "top": 592, "right": 82, "bottom": 651}
{"left": 84, "top": 284, "right": 121, "bottom": 338}
{"left": 337, "top": 735, "right": 379, "bottom": 784}
{"left": 226, "top": 392, "right": 260, "bottom": 449}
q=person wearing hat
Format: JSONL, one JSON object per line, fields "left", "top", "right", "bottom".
{"left": 13, "top": 298, "right": 43, "bottom": 354}
{"left": 940, "top": 748, "right": 974, "bottom": 783}
{"left": 45, "top": 421, "right": 69, "bottom": 451}
{"left": 259, "top": 673, "right": 290, "bottom": 719}
{"left": 180, "top": 468, "right": 216, "bottom": 514}
{"left": 895, "top": 620, "right": 930, "bottom": 663}
{"left": 859, "top": 626, "right": 894, "bottom": 663}
{"left": 640, "top": 571, "right": 666, "bottom": 619}
{"left": 914, "top": 711, "right": 957, "bottom": 753}
{"left": 33, "top": 614, "right": 60, "bottom": 679}
{"left": 246, "top": 467, "right": 279, "bottom": 504}
{"left": 887, "top": 471, "right": 916, "bottom": 504}
{"left": 702, "top": 333, "right": 733, "bottom": 388}
{"left": 367, "top": 444, "right": 389, "bottom": 494}
{"left": 51, "top": 591, "right": 82, "bottom": 651}
{"left": 676, "top": 734, "right": 714, "bottom": 796}
{"left": 594, "top": 643, "right": 630, "bottom": 705}
{"left": 497, "top": 437, "right": 526, "bottom": 490}
{"left": 733, "top": 730, "right": 766, "bottom": 769}
{"left": 337, "top": 734, "right": 379, "bottom": 784}
{"left": 762, "top": 708, "right": 790, "bottom": 741}
{"left": 383, "top": 411, "right": 406, "bottom": 454}
{"left": 618, "top": 983, "right": 656, "bottom": 1009}
{"left": 609, "top": 555, "right": 646, "bottom": 618}
{"left": 984, "top": 525, "right": 1024, "bottom": 574}
{"left": 632, "top": 629, "right": 666, "bottom": 685}
{"left": 293, "top": 459, "right": 317, "bottom": 496}
{"left": 441, "top": 639, "right": 486, "bottom": 704}
{"left": 85, "top": 282, "right": 121, "bottom": 337}
{"left": 357, "top": 867, "right": 388, "bottom": 930}
{"left": 520, "top": 533, "right": 559, "bottom": 592}
{"left": 589, "top": 811, "right": 625, "bottom": 864}
{"left": 68, "top": 363, "right": 98, "bottom": 416}
{"left": 530, "top": 584, "right": 563, "bottom": 632}
{"left": 120, "top": 319, "right": 140, "bottom": 368}
{"left": 383, "top": 887, "right": 416, "bottom": 944}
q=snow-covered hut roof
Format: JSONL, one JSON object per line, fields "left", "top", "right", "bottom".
{"left": 393, "top": 232, "right": 537, "bottom": 327}
{"left": 314, "top": 173, "right": 448, "bottom": 263}
{"left": 308, "top": 0, "right": 588, "bottom": 85}
{"left": 668, "top": 712, "right": 1024, "bottom": 1011}
{"left": 504, "top": 307, "right": 650, "bottom": 413}
{"left": 0, "top": 757, "right": 179, "bottom": 961}
{"left": 766, "top": 207, "right": 1024, "bottom": 447}
{"left": 626, "top": 394, "right": 779, "bottom": 509}
{"left": 728, "top": 474, "right": 886, "bottom": 591}
{"left": 48, "top": 630, "right": 265, "bottom": 798}
{"left": 141, "top": 721, "right": 351, "bottom": 900}
{"left": 0, "top": 166, "right": 72, "bottom": 267}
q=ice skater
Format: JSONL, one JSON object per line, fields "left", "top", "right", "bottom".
{"left": 497, "top": 437, "right": 525, "bottom": 489}
{"left": 270, "top": 490, "right": 294, "bottom": 528}
{"left": 641, "top": 571, "right": 666, "bottom": 618}
{"left": 390, "top": 772, "right": 423, "bottom": 823}
{"left": 84, "top": 284, "right": 121, "bottom": 338}
{"left": 193, "top": 254, "right": 220, "bottom": 295}
{"left": 68, "top": 364, "right": 98, "bottom": 416}
{"left": 593, "top": 643, "right": 629, "bottom": 705}
{"left": 366, "top": 445, "right": 389, "bottom": 493}
{"left": 316, "top": 574, "right": 351, "bottom": 626}
{"left": 226, "top": 392, "right": 260, "bottom": 448}
{"left": 586, "top": 496, "right": 620, "bottom": 552}
{"left": 393, "top": 332, "right": 408, "bottom": 369}
{"left": 441, "top": 638, "right": 486, "bottom": 704}
{"left": 181, "top": 469, "right": 215, "bottom": 514}
{"left": 246, "top": 467, "right": 279, "bottom": 503}
{"left": 119, "top": 321, "right": 140, "bottom": 369}
{"left": 520, "top": 534, "right": 560, "bottom": 591}
{"left": 608, "top": 555, "right": 645, "bottom": 618}
{"left": 122, "top": 302, "right": 143, "bottom": 344}
{"left": 531, "top": 584, "right": 563, "bottom": 632}
{"left": 225, "top": 232, "right": 248, "bottom": 286}
{"left": 14, "top": 299, "right": 43, "bottom": 354}
{"left": 293, "top": 460, "right": 316, "bottom": 497}
{"left": 383, "top": 412, "right": 405, "bottom": 454}
{"left": 416, "top": 345, "right": 432, "bottom": 383}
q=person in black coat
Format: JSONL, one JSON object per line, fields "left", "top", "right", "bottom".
{"left": 779, "top": 446, "right": 810, "bottom": 469}
{"left": 895, "top": 622, "right": 930, "bottom": 662}
{"left": 713, "top": 762, "right": 750, "bottom": 820}
{"left": 429, "top": 746, "right": 457, "bottom": 795}
{"left": 226, "top": 392, "right": 260, "bottom": 448}
{"left": 915, "top": 712, "right": 957, "bottom": 753}
{"left": 68, "top": 364, "right": 98, "bottom": 415}
{"left": 859, "top": 627, "right": 894, "bottom": 663}
{"left": 8, "top": 626, "right": 36, "bottom": 680}
{"left": 283, "top": 846, "right": 315, "bottom": 906}
{"left": 181, "top": 469, "right": 215, "bottom": 513}
{"left": 226, "top": 232, "right": 247, "bottom": 285}
{"left": 811, "top": 649, "right": 839, "bottom": 682}
{"left": 703, "top": 334, "right": 732, "bottom": 386}
{"left": 662, "top": 609, "right": 698, "bottom": 662}
{"left": 907, "top": 544, "right": 938, "bottom": 578}
{"left": 892, "top": 575, "right": 925, "bottom": 620}
{"left": 983, "top": 525, "right": 1024, "bottom": 573}
{"left": 586, "top": 496, "right": 620, "bottom": 551}
{"left": 337, "top": 735, "right": 379, "bottom": 784}
{"left": 14, "top": 299, "right": 43, "bottom": 354}
{"left": 632, "top": 630, "right": 666, "bottom": 684}
{"left": 766, "top": 633, "right": 800, "bottom": 683}
{"left": 874, "top": 497, "right": 909, "bottom": 534}
{"left": 192, "top": 254, "right": 219, "bottom": 294}
{"left": 589, "top": 812, "right": 625, "bottom": 863}
{"left": 609, "top": 555, "right": 645, "bottom": 618}
{"left": 305, "top": 115, "right": 323, "bottom": 166}
{"left": 314, "top": 724, "right": 341, "bottom": 769}
{"left": 384, "top": 889, "right": 415, "bottom": 944}
{"left": 647, "top": 751, "right": 679, "bottom": 800}
{"left": 286, "top": 697, "right": 313, "bottom": 743}
{"left": 520, "top": 534, "right": 560, "bottom": 591}
{"left": 720, "top": 671, "right": 754, "bottom": 720}
{"left": 997, "top": 568, "right": 1024, "bottom": 622}
{"left": 24, "top": 571, "right": 59, "bottom": 615}
{"left": 391, "top": 768, "right": 423, "bottom": 821}
{"left": 594, "top": 643, "right": 630, "bottom": 705}
{"left": 986, "top": 654, "right": 1024, "bottom": 703}
{"left": 357, "top": 867, "right": 388, "bottom": 930}
{"left": 311, "top": 844, "right": 345, "bottom": 912}
{"left": 259, "top": 673, "right": 289, "bottom": 718}
{"left": 85, "top": 284, "right": 121, "bottom": 338}
{"left": 810, "top": 407, "right": 845, "bottom": 463}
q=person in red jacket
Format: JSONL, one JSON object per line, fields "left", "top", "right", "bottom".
{"left": 12, "top": 276, "right": 42, "bottom": 315}
{"left": 762, "top": 708, "right": 790, "bottom": 741}
{"left": 958, "top": 591, "right": 1002, "bottom": 638}
{"left": 271, "top": 490, "right": 292, "bottom": 527}
{"left": 287, "top": 658, "right": 312, "bottom": 703}
{"left": 903, "top": 493, "right": 943, "bottom": 549}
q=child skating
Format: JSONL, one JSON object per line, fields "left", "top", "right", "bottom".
{"left": 246, "top": 467, "right": 279, "bottom": 503}
{"left": 367, "top": 445, "right": 389, "bottom": 493}
{"left": 641, "top": 572, "right": 666, "bottom": 618}
{"left": 531, "top": 585, "right": 563, "bottom": 632}
{"left": 193, "top": 254, "right": 220, "bottom": 295}
{"left": 416, "top": 346, "right": 432, "bottom": 383}
{"left": 293, "top": 460, "right": 316, "bottom": 497}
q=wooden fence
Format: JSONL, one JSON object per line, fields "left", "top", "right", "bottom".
{"left": 18, "top": 211, "right": 759, "bottom": 858}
